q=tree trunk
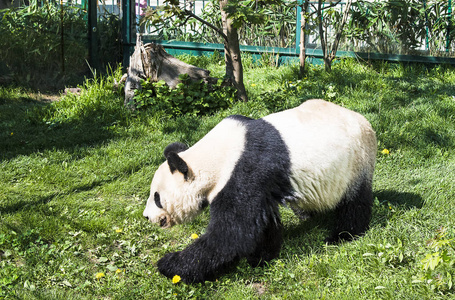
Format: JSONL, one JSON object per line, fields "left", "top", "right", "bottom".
{"left": 328, "top": 0, "right": 352, "bottom": 63}
{"left": 317, "top": 0, "right": 331, "bottom": 72}
{"left": 317, "top": 0, "right": 352, "bottom": 72}
{"left": 299, "top": 0, "right": 310, "bottom": 78}
{"left": 220, "top": 0, "right": 248, "bottom": 102}
{"left": 124, "top": 35, "right": 217, "bottom": 108}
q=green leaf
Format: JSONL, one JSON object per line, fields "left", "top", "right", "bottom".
{"left": 107, "top": 265, "right": 119, "bottom": 272}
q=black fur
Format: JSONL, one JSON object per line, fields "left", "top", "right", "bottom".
{"left": 157, "top": 116, "right": 293, "bottom": 283}
{"left": 164, "top": 142, "right": 188, "bottom": 159}
{"left": 164, "top": 142, "right": 190, "bottom": 179}
{"left": 198, "top": 198, "right": 209, "bottom": 210}
{"left": 325, "top": 171, "right": 373, "bottom": 243}
{"left": 154, "top": 192, "right": 163, "bottom": 209}
{"left": 167, "top": 152, "right": 189, "bottom": 180}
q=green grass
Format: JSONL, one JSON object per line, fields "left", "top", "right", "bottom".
{"left": 1, "top": 58, "right": 455, "bottom": 299}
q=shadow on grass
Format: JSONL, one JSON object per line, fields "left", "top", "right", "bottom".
{"left": 0, "top": 94, "right": 208, "bottom": 162}
{"left": 375, "top": 190, "right": 424, "bottom": 210}
{"left": 162, "top": 115, "right": 204, "bottom": 139}
{"left": 371, "top": 190, "right": 424, "bottom": 229}
{"left": 0, "top": 177, "right": 115, "bottom": 215}
{"left": 280, "top": 190, "right": 423, "bottom": 254}
{"left": 0, "top": 96, "right": 118, "bottom": 161}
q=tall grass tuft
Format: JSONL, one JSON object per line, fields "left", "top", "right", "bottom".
{"left": 40, "top": 66, "right": 127, "bottom": 127}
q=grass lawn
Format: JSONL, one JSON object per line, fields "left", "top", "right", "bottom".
{"left": 1, "top": 58, "right": 455, "bottom": 299}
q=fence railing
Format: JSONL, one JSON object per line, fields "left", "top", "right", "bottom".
{"left": 8, "top": 0, "right": 454, "bottom": 66}
{"left": 109, "top": 0, "right": 455, "bottom": 66}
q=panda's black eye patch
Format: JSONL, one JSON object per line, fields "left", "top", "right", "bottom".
{"left": 154, "top": 192, "right": 163, "bottom": 209}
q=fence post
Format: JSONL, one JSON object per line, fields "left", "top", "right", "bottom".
{"left": 447, "top": 0, "right": 452, "bottom": 52}
{"left": 88, "top": 0, "right": 99, "bottom": 70}
{"left": 122, "top": 0, "right": 137, "bottom": 70}
{"left": 295, "top": 1, "right": 301, "bottom": 57}
{"left": 423, "top": 0, "right": 429, "bottom": 51}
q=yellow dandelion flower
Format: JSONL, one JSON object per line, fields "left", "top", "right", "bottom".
{"left": 115, "top": 228, "right": 123, "bottom": 233}
{"left": 191, "top": 233, "right": 199, "bottom": 239}
{"left": 115, "top": 269, "right": 122, "bottom": 274}
{"left": 172, "top": 275, "right": 181, "bottom": 284}
{"left": 251, "top": 83, "right": 256, "bottom": 87}
{"left": 95, "top": 272, "right": 105, "bottom": 279}
{"left": 10, "top": 132, "right": 13, "bottom": 136}
{"left": 381, "top": 149, "right": 390, "bottom": 155}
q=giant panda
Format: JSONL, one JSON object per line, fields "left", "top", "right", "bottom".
{"left": 143, "top": 99, "right": 377, "bottom": 283}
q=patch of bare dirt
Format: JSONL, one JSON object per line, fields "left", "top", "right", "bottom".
{"left": 250, "top": 282, "right": 267, "bottom": 296}
{"left": 29, "top": 92, "right": 62, "bottom": 103}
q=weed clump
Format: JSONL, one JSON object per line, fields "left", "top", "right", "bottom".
{"left": 132, "top": 74, "right": 236, "bottom": 117}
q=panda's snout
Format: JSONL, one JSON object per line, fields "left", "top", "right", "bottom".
{"left": 159, "top": 214, "right": 175, "bottom": 228}
{"left": 143, "top": 214, "right": 167, "bottom": 227}
{"left": 159, "top": 216, "right": 168, "bottom": 227}
{"left": 143, "top": 208, "right": 173, "bottom": 228}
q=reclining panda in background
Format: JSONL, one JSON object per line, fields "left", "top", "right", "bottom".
{"left": 143, "top": 99, "right": 377, "bottom": 283}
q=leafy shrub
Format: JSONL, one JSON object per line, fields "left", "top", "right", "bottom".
{"left": 0, "top": 1, "right": 122, "bottom": 89}
{"left": 36, "top": 66, "right": 126, "bottom": 128}
{"left": 348, "top": 0, "right": 455, "bottom": 55}
{"left": 177, "top": 51, "right": 224, "bottom": 70}
{"left": 97, "top": 13, "right": 123, "bottom": 68}
{"left": 419, "top": 227, "right": 455, "bottom": 293}
{"left": 0, "top": 1, "right": 87, "bottom": 88}
{"left": 132, "top": 74, "right": 236, "bottom": 116}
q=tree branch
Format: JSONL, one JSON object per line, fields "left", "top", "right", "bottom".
{"left": 329, "top": 0, "right": 352, "bottom": 60}
{"left": 318, "top": 0, "right": 327, "bottom": 57}
{"left": 182, "top": 9, "right": 228, "bottom": 43}
{"left": 308, "top": 0, "right": 341, "bottom": 17}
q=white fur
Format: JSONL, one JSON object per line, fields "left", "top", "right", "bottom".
{"left": 263, "top": 99, "right": 376, "bottom": 211}
{"left": 143, "top": 118, "right": 246, "bottom": 225}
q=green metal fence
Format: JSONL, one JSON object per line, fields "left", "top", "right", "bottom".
{"left": 121, "top": 0, "right": 455, "bottom": 67}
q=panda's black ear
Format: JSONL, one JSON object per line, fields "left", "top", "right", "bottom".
{"left": 164, "top": 142, "right": 188, "bottom": 159}
{"left": 167, "top": 152, "right": 190, "bottom": 180}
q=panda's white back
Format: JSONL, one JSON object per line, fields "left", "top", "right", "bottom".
{"left": 263, "top": 99, "right": 377, "bottom": 212}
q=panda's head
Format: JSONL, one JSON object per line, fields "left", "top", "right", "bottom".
{"left": 143, "top": 142, "right": 208, "bottom": 228}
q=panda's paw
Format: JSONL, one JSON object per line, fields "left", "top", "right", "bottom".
{"left": 324, "top": 236, "right": 339, "bottom": 244}
{"left": 325, "top": 232, "right": 354, "bottom": 244}
{"left": 157, "top": 251, "right": 209, "bottom": 283}
{"left": 157, "top": 251, "right": 181, "bottom": 279}
{"left": 246, "top": 256, "right": 262, "bottom": 268}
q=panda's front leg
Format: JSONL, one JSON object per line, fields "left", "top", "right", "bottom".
{"left": 245, "top": 218, "right": 283, "bottom": 267}
{"left": 156, "top": 193, "right": 282, "bottom": 283}
{"left": 156, "top": 252, "right": 182, "bottom": 279}
{"left": 157, "top": 250, "right": 219, "bottom": 284}
{"left": 156, "top": 231, "right": 241, "bottom": 283}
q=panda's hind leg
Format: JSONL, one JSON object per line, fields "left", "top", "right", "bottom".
{"left": 326, "top": 174, "right": 373, "bottom": 244}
